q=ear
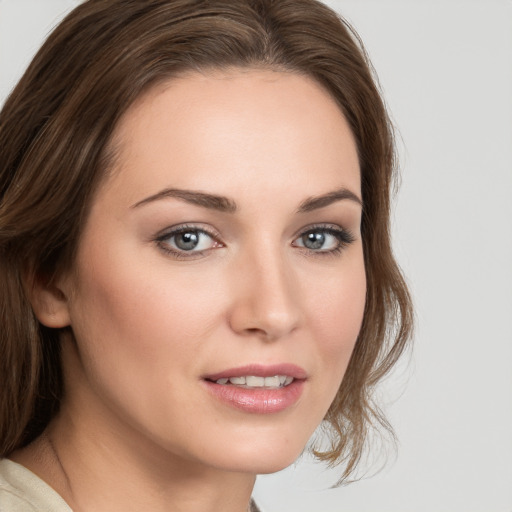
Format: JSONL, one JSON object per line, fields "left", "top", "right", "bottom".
{"left": 24, "top": 270, "right": 72, "bottom": 328}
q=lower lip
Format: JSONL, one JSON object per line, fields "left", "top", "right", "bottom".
{"left": 203, "top": 379, "right": 305, "bottom": 414}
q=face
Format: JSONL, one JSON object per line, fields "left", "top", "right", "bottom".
{"left": 56, "top": 69, "right": 366, "bottom": 475}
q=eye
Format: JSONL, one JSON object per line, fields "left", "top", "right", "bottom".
{"left": 156, "top": 225, "right": 222, "bottom": 257}
{"left": 293, "top": 226, "right": 355, "bottom": 254}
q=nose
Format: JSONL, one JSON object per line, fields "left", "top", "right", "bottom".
{"left": 227, "top": 248, "right": 301, "bottom": 341}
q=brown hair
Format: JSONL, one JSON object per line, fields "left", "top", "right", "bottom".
{"left": 0, "top": 0, "right": 413, "bottom": 482}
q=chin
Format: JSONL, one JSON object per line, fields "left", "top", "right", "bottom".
{"left": 194, "top": 427, "right": 311, "bottom": 475}
{"left": 216, "top": 453, "right": 302, "bottom": 476}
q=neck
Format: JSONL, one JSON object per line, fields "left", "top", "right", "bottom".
{"left": 12, "top": 405, "right": 256, "bottom": 512}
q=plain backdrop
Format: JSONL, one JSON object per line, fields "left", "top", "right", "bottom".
{"left": 1, "top": 1, "right": 511, "bottom": 511}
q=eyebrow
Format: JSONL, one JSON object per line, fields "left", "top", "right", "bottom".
{"left": 131, "top": 188, "right": 237, "bottom": 212}
{"left": 297, "top": 188, "right": 363, "bottom": 213}
{"left": 131, "top": 186, "right": 362, "bottom": 213}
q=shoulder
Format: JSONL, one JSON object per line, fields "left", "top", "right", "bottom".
{"left": 0, "top": 458, "right": 72, "bottom": 512}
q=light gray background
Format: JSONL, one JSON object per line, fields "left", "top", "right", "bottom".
{"left": 1, "top": 1, "right": 511, "bottom": 511}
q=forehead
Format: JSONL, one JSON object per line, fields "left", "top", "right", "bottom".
{"left": 101, "top": 68, "right": 360, "bottom": 208}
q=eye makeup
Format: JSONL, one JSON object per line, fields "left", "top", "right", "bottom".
{"left": 153, "top": 221, "right": 356, "bottom": 261}
{"left": 291, "top": 223, "right": 356, "bottom": 258}
{"left": 154, "top": 223, "right": 223, "bottom": 260}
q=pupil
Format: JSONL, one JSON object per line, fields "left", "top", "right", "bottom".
{"left": 175, "top": 231, "right": 199, "bottom": 250}
{"left": 303, "top": 232, "right": 325, "bottom": 250}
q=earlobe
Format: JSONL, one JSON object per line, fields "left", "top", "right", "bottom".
{"left": 24, "top": 271, "right": 72, "bottom": 329}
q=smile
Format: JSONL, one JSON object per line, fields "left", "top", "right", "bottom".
{"left": 203, "top": 364, "right": 306, "bottom": 413}
{"left": 213, "top": 375, "right": 294, "bottom": 388}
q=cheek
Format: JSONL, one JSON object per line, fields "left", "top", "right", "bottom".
{"left": 68, "top": 256, "right": 220, "bottom": 365}
{"left": 64, "top": 253, "right": 228, "bottom": 446}
{"left": 304, "top": 253, "right": 366, "bottom": 389}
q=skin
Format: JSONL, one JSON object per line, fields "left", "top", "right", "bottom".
{"left": 15, "top": 69, "right": 366, "bottom": 512}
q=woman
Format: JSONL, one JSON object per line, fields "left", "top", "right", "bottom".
{"left": 0, "top": 1, "right": 413, "bottom": 511}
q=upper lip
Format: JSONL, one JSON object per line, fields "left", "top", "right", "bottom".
{"left": 204, "top": 363, "right": 307, "bottom": 381}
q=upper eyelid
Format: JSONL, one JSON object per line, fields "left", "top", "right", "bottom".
{"left": 292, "top": 223, "right": 351, "bottom": 238}
{"left": 156, "top": 222, "right": 347, "bottom": 235}
{"left": 155, "top": 223, "right": 220, "bottom": 240}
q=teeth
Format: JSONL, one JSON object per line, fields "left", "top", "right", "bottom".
{"left": 214, "top": 375, "right": 295, "bottom": 388}
{"left": 246, "top": 376, "right": 265, "bottom": 387}
{"left": 263, "top": 376, "right": 280, "bottom": 388}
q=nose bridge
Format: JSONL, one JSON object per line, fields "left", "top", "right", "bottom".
{"left": 229, "top": 238, "right": 300, "bottom": 340}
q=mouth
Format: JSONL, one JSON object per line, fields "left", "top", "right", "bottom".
{"left": 203, "top": 364, "right": 306, "bottom": 413}
{"left": 207, "top": 375, "right": 295, "bottom": 389}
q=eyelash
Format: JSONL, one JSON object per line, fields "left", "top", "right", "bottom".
{"left": 292, "top": 224, "right": 356, "bottom": 257}
{"left": 154, "top": 224, "right": 220, "bottom": 260}
{"left": 154, "top": 223, "right": 355, "bottom": 260}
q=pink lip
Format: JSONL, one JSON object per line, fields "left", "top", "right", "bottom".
{"left": 203, "top": 364, "right": 307, "bottom": 414}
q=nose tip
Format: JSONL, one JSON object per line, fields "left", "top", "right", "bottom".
{"left": 228, "top": 257, "right": 300, "bottom": 341}
{"left": 238, "top": 306, "right": 299, "bottom": 341}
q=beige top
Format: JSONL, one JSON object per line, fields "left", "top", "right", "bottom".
{"left": 0, "top": 458, "right": 71, "bottom": 511}
{"left": 0, "top": 458, "right": 262, "bottom": 512}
